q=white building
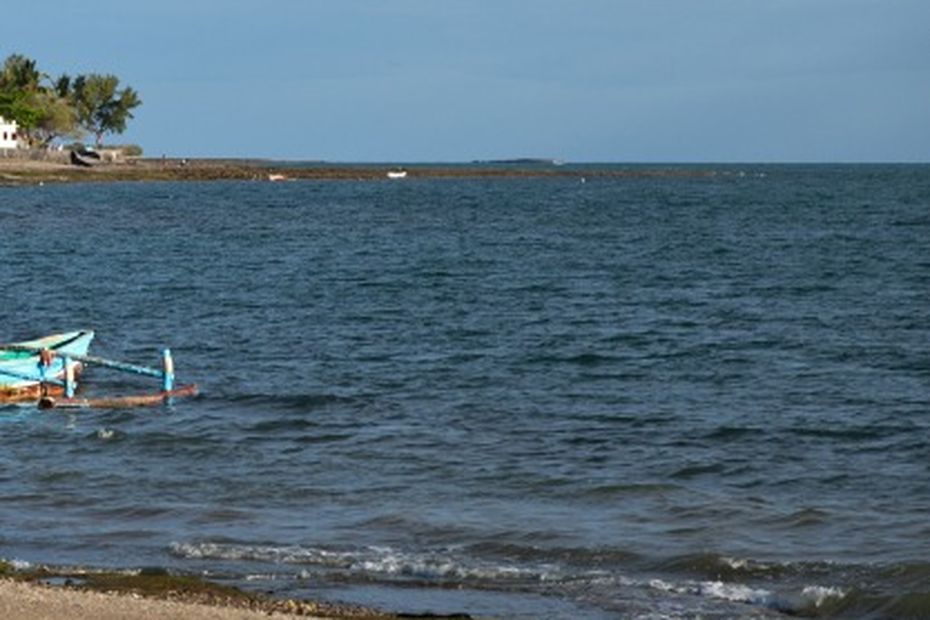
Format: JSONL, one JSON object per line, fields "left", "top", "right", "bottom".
{"left": 0, "top": 115, "right": 20, "bottom": 149}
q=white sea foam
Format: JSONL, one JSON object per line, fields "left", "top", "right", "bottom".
{"left": 719, "top": 555, "right": 776, "bottom": 572}
{"left": 648, "top": 575, "right": 848, "bottom": 615}
{"left": 698, "top": 580, "right": 772, "bottom": 605}
{"left": 170, "top": 541, "right": 603, "bottom": 584}
{"left": 172, "top": 541, "right": 852, "bottom": 619}
{"left": 800, "top": 585, "right": 846, "bottom": 607}
{"left": 721, "top": 556, "right": 750, "bottom": 570}
{"left": 648, "top": 578, "right": 772, "bottom": 605}
{"left": 243, "top": 572, "right": 281, "bottom": 581}
{"left": 647, "top": 579, "right": 678, "bottom": 593}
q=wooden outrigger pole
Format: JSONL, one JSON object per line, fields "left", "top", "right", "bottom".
{"left": 1, "top": 341, "right": 198, "bottom": 409}
{"left": 38, "top": 383, "right": 199, "bottom": 409}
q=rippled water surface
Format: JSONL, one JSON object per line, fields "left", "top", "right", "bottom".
{"left": 1, "top": 165, "right": 929, "bottom": 618}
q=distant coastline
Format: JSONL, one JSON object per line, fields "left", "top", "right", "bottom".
{"left": 470, "top": 158, "right": 564, "bottom": 165}
{"left": 0, "top": 156, "right": 724, "bottom": 186}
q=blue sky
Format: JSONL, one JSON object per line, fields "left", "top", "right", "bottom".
{"left": 4, "top": 1, "right": 928, "bottom": 162}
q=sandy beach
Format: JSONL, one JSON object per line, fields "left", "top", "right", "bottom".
{"left": 0, "top": 578, "right": 320, "bottom": 620}
{"left": 0, "top": 565, "right": 403, "bottom": 620}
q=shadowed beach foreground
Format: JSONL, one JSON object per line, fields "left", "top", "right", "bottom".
{"left": 0, "top": 573, "right": 447, "bottom": 620}
{"left": 0, "top": 563, "right": 472, "bottom": 620}
{"left": 0, "top": 579, "right": 320, "bottom": 620}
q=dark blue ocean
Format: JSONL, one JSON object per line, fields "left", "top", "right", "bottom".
{"left": 1, "top": 165, "right": 929, "bottom": 619}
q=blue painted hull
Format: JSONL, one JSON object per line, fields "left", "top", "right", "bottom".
{"left": 0, "top": 331, "right": 95, "bottom": 400}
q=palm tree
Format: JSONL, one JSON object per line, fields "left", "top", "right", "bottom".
{"left": 0, "top": 54, "right": 44, "bottom": 92}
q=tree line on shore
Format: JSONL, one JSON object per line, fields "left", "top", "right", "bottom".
{"left": 0, "top": 53, "right": 141, "bottom": 149}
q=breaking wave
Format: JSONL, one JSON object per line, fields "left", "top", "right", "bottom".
{"left": 170, "top": 542, "right": 869, "bottom": 617}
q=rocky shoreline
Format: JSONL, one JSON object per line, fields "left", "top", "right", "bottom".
{"left": 0, "top": 562, "right": 470, "bottom": 620}
{"left": 0, "top": 156, "right": 714, "bottom": 186}
{"left": 0, "top": 157, "right": 571, "bottom": 185}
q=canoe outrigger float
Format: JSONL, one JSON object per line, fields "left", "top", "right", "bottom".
{"left": 0, "top": 330, "right": 197, "bottom": 409}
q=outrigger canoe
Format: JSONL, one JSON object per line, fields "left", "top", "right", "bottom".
{"left": 0, "top": 330, "right": 197, "bottom": 408}
{"left": 0, "top": 330, "right": 94, "bottom": 403}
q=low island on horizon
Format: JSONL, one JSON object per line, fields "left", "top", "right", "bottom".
{"left": 0, "top": 152, "right": 741, "bottom": 186}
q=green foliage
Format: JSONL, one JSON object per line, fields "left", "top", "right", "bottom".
{"left": 53, "top": 73, "right": 71, "bottom": 98}
{"left": 0, "top": 53, "right": 141, "bottom": 147}
{"left": 115, "top": 143, "right": 144, "bottom": 156}
{"left": 0, "top": 90, "right": 40, "bottom": 129}
{"left": 0, "top": 55, "right": 45, "bottom": 142}
{"left": 32, "top": 90, "right": 81, "bottom": 146}
{"left": 0, "top": 54, "right": 43, "bottom": 92}
{"left": 72, "top": 74, "right": 142, "bottom": 146}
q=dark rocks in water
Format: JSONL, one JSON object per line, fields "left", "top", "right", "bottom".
{"left": 471, "top": 158, "right": 561, "bottom": 165}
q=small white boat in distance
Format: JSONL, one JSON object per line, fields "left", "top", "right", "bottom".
{"left": 386, "top": 170, "right": 407, "bottom": 179}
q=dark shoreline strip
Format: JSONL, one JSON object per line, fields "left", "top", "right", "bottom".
{"left": 1, "top": 561, "right": 471, "bottom": 619}
{"left": 0, "top": 160, "right": 717, "bottom": 186}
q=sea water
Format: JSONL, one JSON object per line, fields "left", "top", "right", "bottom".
{"left": 0, "top": 165, "right": 928, "bottom": 619}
